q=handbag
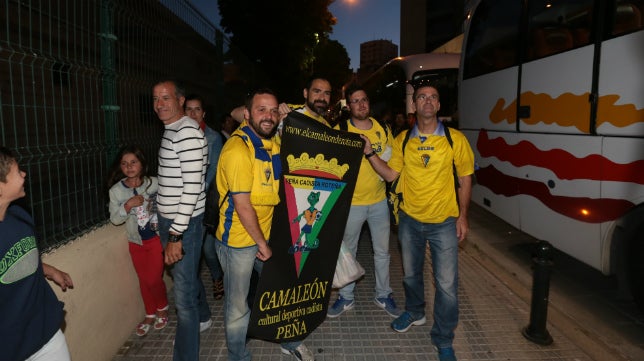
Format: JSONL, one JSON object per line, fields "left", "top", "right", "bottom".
{"left": 332, "top": 242, "right": 365, "bottom": 288}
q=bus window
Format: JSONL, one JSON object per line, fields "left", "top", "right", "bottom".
{"left": 527, "top": 0, "right": 594, "bottom": 61}
{"left": 362, "top": 63, "right": 407, "bottom": 121}
{"left": 463, "top": 0, "right": 521, "bottom": 79}
{"left": 361, "top": 53, "right": 460, "bottom": 127}
{"left": 611, "top": 0, "right": 644, "bottom": 36}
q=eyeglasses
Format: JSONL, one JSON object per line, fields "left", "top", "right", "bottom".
{"left": 349, "top": 98, "right": 369, "bottom": 104}
{"left": 415, "top": 94, "right": 439, "bottom": 102}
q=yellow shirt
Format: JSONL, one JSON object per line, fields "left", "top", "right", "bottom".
{"left": 216, "top": 123, "right": 281, "bottom": 248}
{"left": 388, "top": 123, "right": 474, "bottom": 223}
{"left": 289, "top": 104, "right": 331, "bottom": 127}
{"left": 334, "top": 118, "right": 391, "bottom": 205}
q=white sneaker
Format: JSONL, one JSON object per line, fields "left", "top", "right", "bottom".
{"left": 280, "top": 343, "right": 314, "bottom": 361}
{"left": 199, "top": 319, "right": 212, "bottom": 332}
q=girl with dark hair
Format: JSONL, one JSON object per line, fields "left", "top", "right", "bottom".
{"left": 108, "top": 145, "right": 169, "bottom": 337}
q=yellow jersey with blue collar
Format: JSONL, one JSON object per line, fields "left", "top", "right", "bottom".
{"left": 388, "top": 122, "right": 474, "bottom": 223}
{"left": 216, "top": 122, "right": 281, "bottom": 248}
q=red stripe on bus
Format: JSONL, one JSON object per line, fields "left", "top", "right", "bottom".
{"left": 477, "top": 130, "right": 644, "bottom": 184}
{"left": 475, "top": 165, "right": 634, "bottom": 223}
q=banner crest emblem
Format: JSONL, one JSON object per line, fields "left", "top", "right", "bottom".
{"left": 284, "top": 153, "right": 349, "bottom": 276}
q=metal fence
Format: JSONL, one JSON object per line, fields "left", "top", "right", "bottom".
{"left": 0, "top": 0, "right": 235, "bottom": 251}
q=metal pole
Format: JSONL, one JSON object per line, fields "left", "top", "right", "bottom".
{"left": 522, "top": 240, "right": 554, "bottom": 345}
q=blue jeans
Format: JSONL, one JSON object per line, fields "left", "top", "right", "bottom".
{"left": 339, "top": 199, "right": 392, "bottom": 300}
{"left": 159, "top": 214, "right": 211, "bottom": 361}
{"left": 203, "top": 232, "right": 223, "bottom": 281}
{"left": 215, "top": 241, "right": 301, "bottom": 361}
{"left": 398, "top": 211, "right": 459, "bottom": 348}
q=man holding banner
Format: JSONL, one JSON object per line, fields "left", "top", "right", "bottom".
{"left": 244, "top": 81, "right": 364, "bottom": 353}
{"left": 328, "top": 83, "right": 401, "bottom": 319}
{"left": 214, "top": 88, "right": 314, "bottom": 361}
{"left": 277, "top": 75, "right": 332, "bottom": 127}
{"left": 231, "top": 76, "right": 331, "bottom": 129}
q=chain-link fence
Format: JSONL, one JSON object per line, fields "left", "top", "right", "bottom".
{"left": 0, "top": 0, "right": 243, "bottom": 251}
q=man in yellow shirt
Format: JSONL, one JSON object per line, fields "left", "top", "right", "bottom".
{"left": 278, "top": 75, "right": 332, "bottom": 127}
{"left": 215, "top": 88, "right": 314, "bottom": 361}
{"left": 230, "top": 76, "right": 331, "bottom": 129}
{"left": 363, "top": 84, "right": 474, "bottom": 361}
{"left": 327, "top": 84, "right": 401, "bottom": 319}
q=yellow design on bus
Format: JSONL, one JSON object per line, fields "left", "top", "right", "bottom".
{"left": 597, "top": 95, "right": 644, "bottom": 128}
{"left": 489, "top": 92, "right": 644, "bottom": 133}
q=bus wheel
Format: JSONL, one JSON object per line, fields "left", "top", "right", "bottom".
{"left": 627, "top": 222, "right": 644, "bottom": 313}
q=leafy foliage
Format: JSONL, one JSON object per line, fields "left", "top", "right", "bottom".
{"left": 312, "top": 38, "right": 353, "bottom": 102}
{"left": 218, "top": 0, "right": 350, "bottom": 102}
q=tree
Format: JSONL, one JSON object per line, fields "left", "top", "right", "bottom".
{"left": 311, "top": 37, "right": 353, "bottom": 103}
{"left": 218, "top": 0, "right": 336, "bottom": 101}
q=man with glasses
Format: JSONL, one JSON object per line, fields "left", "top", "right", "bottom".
{"left": 327, "top": 83, "right": 401, "bottom": 318}
{"left": 361, "top": 83, "right": 474, "bottom": 361}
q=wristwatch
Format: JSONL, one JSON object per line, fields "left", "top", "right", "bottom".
{"left": 168, "top": 233, "right": 183, "bottom": 243}
{"left": 365, "top": 150, "right": 377, "bottom": 158}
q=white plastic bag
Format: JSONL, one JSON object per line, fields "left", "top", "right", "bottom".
{"left": 332, "top": 242, "right": 365, "bottom": 288}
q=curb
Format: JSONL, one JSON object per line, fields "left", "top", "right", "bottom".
{"left": 463, "top": 230, "right": 632, "bottom": 361}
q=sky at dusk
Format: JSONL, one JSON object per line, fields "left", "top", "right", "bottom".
{"left": 190, "top": 0, "right": 401, "bottom": 71}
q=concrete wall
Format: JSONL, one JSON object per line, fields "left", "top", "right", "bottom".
{"left": 42, "top": 224, "right": 170, "bottom": 361}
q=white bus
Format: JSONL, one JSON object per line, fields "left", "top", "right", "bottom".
{"left": 459, "top": 0, "right": 644, "bottom": 309}
{"left": 360, "top": 53, "right": 460, "bottom": 126}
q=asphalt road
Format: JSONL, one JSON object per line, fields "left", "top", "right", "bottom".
{"left": 464, "top": 203, "right": 644, "bottom": 361}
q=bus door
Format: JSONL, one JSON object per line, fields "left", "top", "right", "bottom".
{"left": 517, "top": 0, "right": 602, "bottom": 265}
{"left": 519, "top": 0, "right": 595, "bottom": 135}
{"left": 460, "top": 0, "right": 523, "bottom": 229}
{"left": 596, "top": 1, "right": 644, "bottom": 138}
{"left": 596, "top": 1, "right": 644, "bottom": 270}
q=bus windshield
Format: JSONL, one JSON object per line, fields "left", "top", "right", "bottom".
{"left": 361, "top": 53, "right": 460, "bottom": 128}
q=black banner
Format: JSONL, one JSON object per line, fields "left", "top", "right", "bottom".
{"left": 247, "top": 112, "right": 363, "bottom": 342}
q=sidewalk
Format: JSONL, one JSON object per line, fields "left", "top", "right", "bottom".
{"left": 113, "top": 220, "right": 596, "bottom": 361}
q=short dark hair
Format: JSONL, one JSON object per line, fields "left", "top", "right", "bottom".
{"left": 304, "top": 74, "right": 330, "bottom": 91}
{"left": 219, "top": 113, "right": 233, "bottom": 123}
{"left": 244, "top": 88, "right": 278, "bottom": 110}
{"left": 344, "top": 83, "right": 366, "bottom": 104}
{"left": 0, "top": 147, "right": 17, "bottom": 183}
{"left": 412, "top": 84, "right": 440, "bottom": 102}
{"left": 184, "top": 94, "right": 205, "bottom": 110}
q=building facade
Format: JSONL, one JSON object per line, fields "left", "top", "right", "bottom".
{"left": 357, "top": 39, "right": 399, "bottom": 83}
